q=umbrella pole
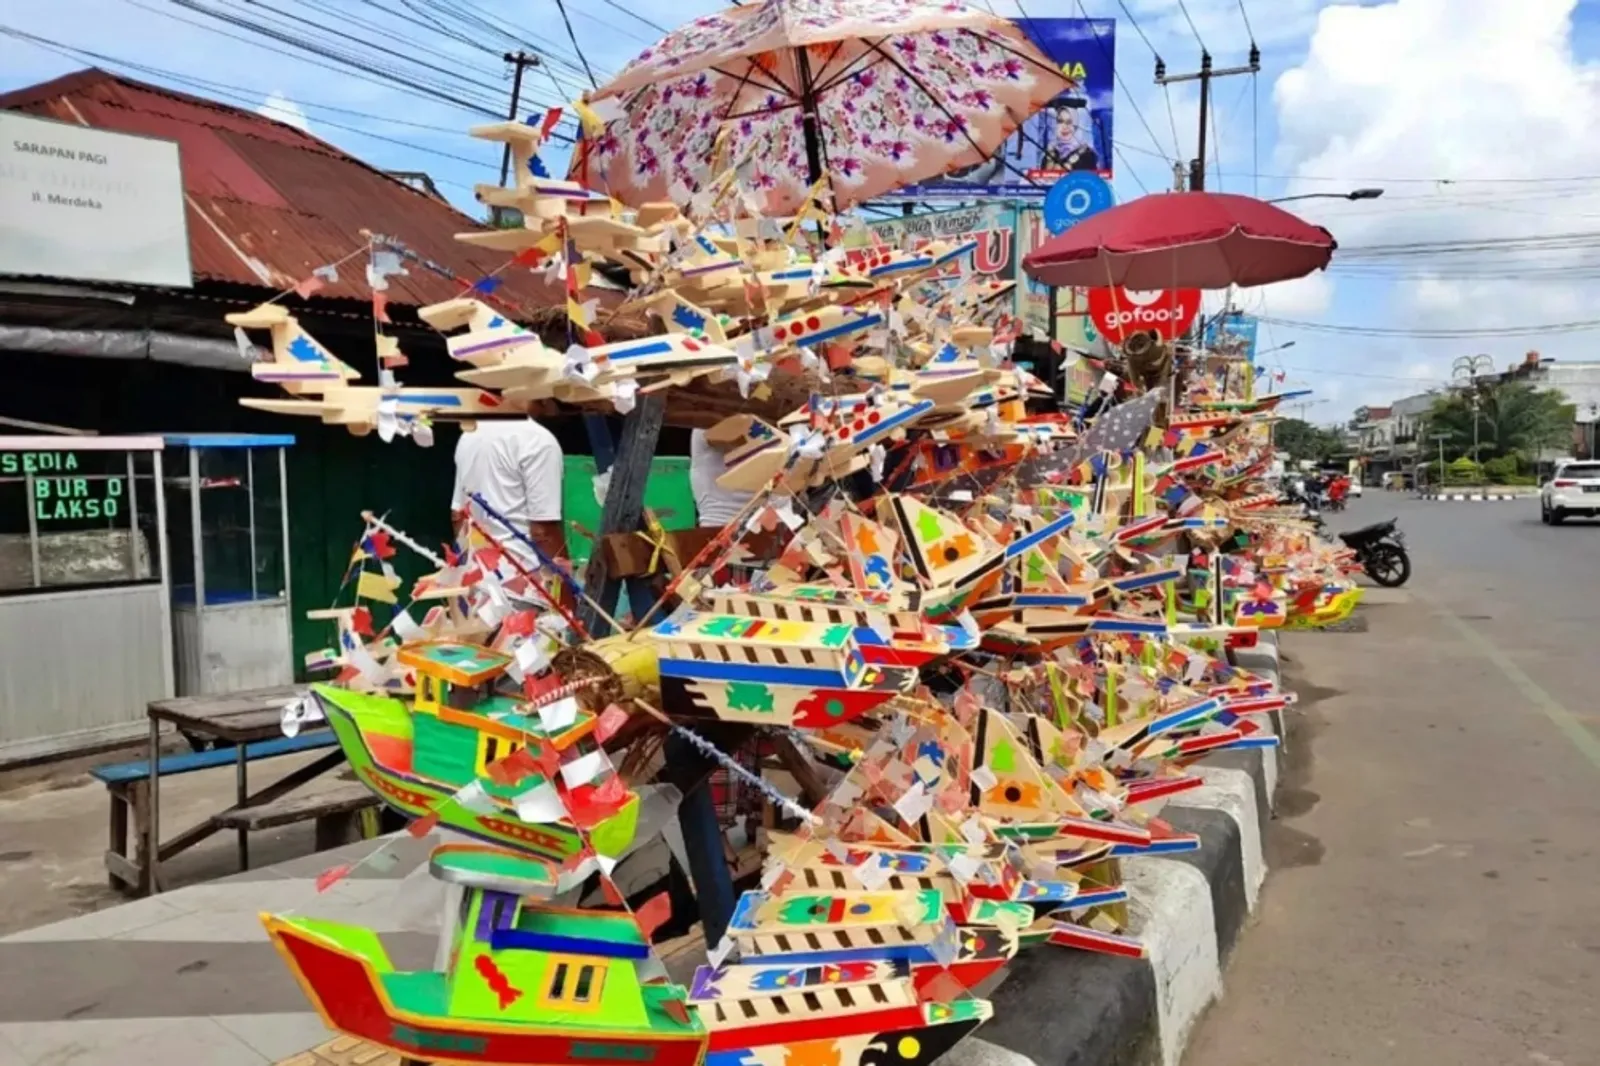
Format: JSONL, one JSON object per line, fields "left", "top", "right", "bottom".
{"left": 795, "top": 47, "right": 831, "bottom": 246}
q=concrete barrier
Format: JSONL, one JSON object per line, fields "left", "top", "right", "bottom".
{"left": 948, "top": 632, "right": 1283, "bottom": 1066}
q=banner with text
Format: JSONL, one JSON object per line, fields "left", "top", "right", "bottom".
{"left": 844, "top": 203, "right": 1019, "bottom": 310}
{"left": 0, "top": 112, "right": 192, "bottom": 288}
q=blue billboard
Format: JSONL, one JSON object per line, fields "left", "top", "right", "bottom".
{"left": 1204, "top": 312, "right": 1259, "bottom": 359}
{"left": 893, "top": 18, "right": 1116, "bottom": 201}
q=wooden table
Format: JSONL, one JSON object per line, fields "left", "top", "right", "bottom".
{"left": 145, "top": 684, "right": 345, "bottom": 893}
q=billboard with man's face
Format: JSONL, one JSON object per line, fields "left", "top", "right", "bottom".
{"left": 891, "top": 18, "right": 1116, "bottom": 201}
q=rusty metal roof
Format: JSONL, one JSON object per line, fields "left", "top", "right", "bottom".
{"left": 0, "top": 69, "right": 563, "bottom": 315}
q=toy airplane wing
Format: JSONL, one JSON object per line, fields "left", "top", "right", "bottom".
{"left": 567, "top": 331, "right": 739, "bottom": 391}
{"left": 242, "top": 386, "right": 511, "bottom": 429}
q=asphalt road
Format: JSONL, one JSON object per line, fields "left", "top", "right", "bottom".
{"left": 1184, "top": 493, "right": 1600, "bottom": 1066}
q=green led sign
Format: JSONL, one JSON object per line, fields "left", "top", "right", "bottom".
{"left": 2, "top": 452, "right": 125, "bottom": 521}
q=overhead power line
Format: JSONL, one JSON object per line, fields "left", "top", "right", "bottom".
{"left": 1258, "top": 315, "right": 1600, "bottom": 338}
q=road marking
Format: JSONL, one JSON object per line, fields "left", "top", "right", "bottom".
{"left": 1423, "top": 596, "right": 1600, "bottom": 774}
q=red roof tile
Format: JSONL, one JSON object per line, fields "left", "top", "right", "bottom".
{"left": 0, "top": 69, "right": 562, "bottom": 314}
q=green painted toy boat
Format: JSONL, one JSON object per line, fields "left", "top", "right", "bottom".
{"left": 312, "top": 638, "right": 640, "bottom": 863}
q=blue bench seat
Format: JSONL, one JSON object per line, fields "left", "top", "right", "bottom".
{"left": 91, "top": 731, "right": 337, "bottom": 786}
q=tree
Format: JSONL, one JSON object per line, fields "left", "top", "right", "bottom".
{"left": 1426, "top": 381, "right": 1573, "bottom": 463}
{"left": 1273, "top": 418, "right": 1342, "bottom": 463}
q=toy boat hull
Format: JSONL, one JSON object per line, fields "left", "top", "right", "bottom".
{"left": 264, "top": 915, "right": 707, "bottom": 1066}
{"left": 658, "top": 675, "right": 906, "bottom": 729}
{"left": 314, "top": 687, "right": 640, "bottom": 862}
{"left": 704, "top": 1013, "right": 986, "bottom": 1066}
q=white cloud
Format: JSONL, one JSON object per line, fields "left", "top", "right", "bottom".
{"left": 1271, "top": 0, "right": 1600, "bottom": 358}
{"left": 257, "top": 91, "right": 311, "bottom": 133}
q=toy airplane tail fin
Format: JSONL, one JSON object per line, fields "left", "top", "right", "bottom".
{"left": 418, "top": 298, "right": 545, "bottom": 369}
{"left": 226, "top": 304, "right": 358, "bottom": 395}
{"left": 648, "top": 291, "right": 727, "bottom": 343}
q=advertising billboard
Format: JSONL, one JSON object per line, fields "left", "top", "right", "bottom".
{"left": 0, "top": 112, "right": 192, "bottom": 288}
{"left": 1204, "top": 312, "right": 1260, "bottom": 359}
{"left": 842, "top": 203, "right": 1018, "bottom": 297}
{"left": 893, "top": 18, "right": 1116, "bottom": 201}
{"left": 1017, "top": 206, "right": 1108, "bottom": 356}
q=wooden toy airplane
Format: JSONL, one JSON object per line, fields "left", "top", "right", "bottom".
{"left": 420, "top": 296, "right": 741, "bottom": 408}
{"left": 229, "top": 303, "right": 508, "bottom": 435}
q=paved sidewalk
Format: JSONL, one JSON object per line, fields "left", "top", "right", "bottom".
{"left": 0, "top": 834, "right": 433, "bottom": 1065}
{"left": 0, "top": 787, "right": 686, "bottom": 1066}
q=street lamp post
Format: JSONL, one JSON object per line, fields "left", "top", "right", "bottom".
{"left": 1452, "top": 354, "right": 1495, "bottom": 466}
{"left": 1267, "top": 188, "right": 1385, "bottom": 204}
{"left": 1432, "top": 432, "right": 1451, "bottom": 489}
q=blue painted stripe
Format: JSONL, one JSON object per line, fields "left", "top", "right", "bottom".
{"left": 489, "top": 928, "right": 651, "bottom": 958}
{"left": 1214, "top": 736, "right": 1281, "bottom": 751}
{"left": 604, "top": 339, "right": 676, "bottom": 361}
{"left": 1111, "top": 570, "right": 1177, "bottom": 592}
{"left": 1149, "top": 698, "right": 1221, "bottom": 736}
{"left": 852, "top": 399, "right": 932, "bottom": 445}
{"left": 658, "top": 658, "right": 844, "bottom": 687}
{"left": 1090, "top": 616, "right": 1167, "bottom": 634}
{"left": 1013, "top": 593, "right": 1091, "bottom": 608}
{"left": 742, "top": 943, "right": 929, "bottom": 965}
{"left": 794, "top": 312, "right": 884, "bottom": 348}
{"left": 1068, "top": 887, "right": 1129, "bottom": 907}
{"left": 1004, "top": 513, "right": 1075, "bottom": 559}
{"left": 393, "top": 393, "right": 466, "bottom": 408}
{"left": 161, "top": 433, "right": 296, "bottom": 447}
{"left": 1110, "top": 837, "right": 1202, "bottom": 856}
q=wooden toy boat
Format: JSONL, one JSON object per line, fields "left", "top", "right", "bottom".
{"left": 652, "top": 611, "right": 917, "bottom": 728}
{"left": 263, "top": 846, "right": 704, "bottom": 1066}
{"left": 310, "top": 639, "right": 639, "bottom": 862}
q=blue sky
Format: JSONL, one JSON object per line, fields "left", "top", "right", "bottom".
{"left": 6, "top": 0, "right": 1600, "bottom": 421}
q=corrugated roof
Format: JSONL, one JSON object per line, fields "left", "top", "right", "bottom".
{"left": 0, "top": 69, "right": 563, "bottom": 314}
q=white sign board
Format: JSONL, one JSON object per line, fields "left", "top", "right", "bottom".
{"left": 0, "top": 112, "right": 192, "bottom": 288}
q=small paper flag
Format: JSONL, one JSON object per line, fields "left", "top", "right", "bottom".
{"left": 595, "top": 703, "right": 629, "bottom": 744}
{"left": 633, "top": 891, "right": 672, "bottom": 940}
{"left": 407, "top": 810, "right": 441, "bottom": 838}
{"left": 315, "top": 863, "right": 354, "bottom": 892}
{"left": 356, "top": 570, "right": 400, "bottom": 604}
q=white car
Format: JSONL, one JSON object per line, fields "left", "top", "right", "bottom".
{"left": 1348, "top": 479, "right": 1364, "bottom": 497}
{"left": 1540, "top": 461, "right": 1600, "bottom": 524}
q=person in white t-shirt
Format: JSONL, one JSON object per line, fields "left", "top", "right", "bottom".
{"left": 451, "top": 419, "right": 566, "bottom": 575}
{"left": 690, "top": 428, "right": 753, "bottom": 529}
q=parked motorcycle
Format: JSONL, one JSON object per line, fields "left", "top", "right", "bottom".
{"left": 1338, "top": 518, "right": 1410, "bottom": 587}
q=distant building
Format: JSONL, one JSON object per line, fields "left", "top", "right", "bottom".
{"left": 1485, "top": 352, "right": 1600, "bottom": 458}
{"left": 1353, "top": 392, "right": 1437, "bottom": 482}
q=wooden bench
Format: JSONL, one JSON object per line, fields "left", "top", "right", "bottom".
{"left": 93, "top": 731, "right": 339, "bottom": 893}
{"left": 212, "top": 781, "right": 383, "bottom": 851}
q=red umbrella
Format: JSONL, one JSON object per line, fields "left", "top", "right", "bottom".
{"left": 1021, "top": 191, "right": 1336, "bottom": 290}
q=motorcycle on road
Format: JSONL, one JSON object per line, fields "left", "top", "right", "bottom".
{"left": 1338, "top": 518, "right": 1410, "bottom": 587}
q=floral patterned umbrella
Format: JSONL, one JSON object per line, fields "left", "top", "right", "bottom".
{"left": 571, "top": 0, "right": 1072, "bottom": 217}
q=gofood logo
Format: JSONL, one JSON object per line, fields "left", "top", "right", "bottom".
{"left": 1102, "top": 289, "right": 1185, "bottom": 327}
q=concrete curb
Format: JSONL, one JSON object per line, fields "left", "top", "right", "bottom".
{"left": 949, "top": 632, "right": 1283, "bottom": 1066}
{"left": 1421, "top": 493, "right": 1525, "bottom": 501}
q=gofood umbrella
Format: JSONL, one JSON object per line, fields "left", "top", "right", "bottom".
{"left": 571, "top": 0, "right": 1072, "bottom": 216}
{"left": 1022, "top": 191, "right": 1337, "bottom": 290}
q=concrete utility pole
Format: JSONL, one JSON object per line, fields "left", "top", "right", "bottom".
{"left": 1155, "top": 45, "right": 1260, "bottom": 192}
{"left": 491, "top": 51, "right": 540, "bottom": 226}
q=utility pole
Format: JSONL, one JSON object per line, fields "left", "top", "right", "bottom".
{"left": 1155, "top": 45, "right": 1260, "bottom": 192}
{"left": 493, "top": 51, "right": 540, "bottom": 225}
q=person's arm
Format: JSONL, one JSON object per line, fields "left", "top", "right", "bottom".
{"left": 521, "top": 433, "right": 568, "bottom": 562}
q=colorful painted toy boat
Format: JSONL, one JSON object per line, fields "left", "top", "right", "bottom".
{"left": 311, "top": 639, "right": 640, "bottom": 862}
{"left": 652, "top": 611, "right": 917, "bottom": 728}
{"left": 263, "top": 845, "right": 704, "bottom": 1066}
